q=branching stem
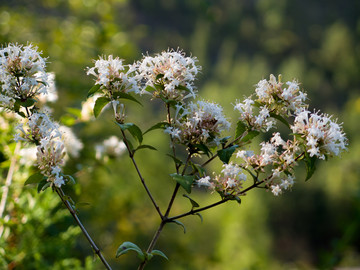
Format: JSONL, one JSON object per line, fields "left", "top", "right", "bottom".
{"left": 55, "top": 187, "right": 112, "bottom": 270}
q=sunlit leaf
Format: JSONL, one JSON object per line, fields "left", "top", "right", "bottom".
{"left": 235, "top": 121, "right": 247, "bottom": 138}
{"left": 171, "top": 220, "right": 186, "bottom": 234}
{"left": 183, "top": 194, "right": 199, "bottom": 208}
{"left": 116, "top": 241, "right": 145, "bottom": 261}
{"left": 24, "top": 172, "right": 44, "bottom": 185}
{"left": 150, "top": 250, "right": 169, "bottom": 260}
{"left": 116, "top": 122, "right": 143, "bottom": 143}
{"left": 217, "top": 145, "right": 238, "bottom": 164}
{"left": 170, "top": 173, "right": 194, "bottom": 193}
{"left": 143, "top": 121, "right": 169, "bottom": 135}
{"left": 87, "top": 84, "right": 101, "bottom": 98}
{"left": 113, "top": 92, "right": 142, "bottom": 106}
{"left": 93, "top": 97, "right": 111, "bottom": 118}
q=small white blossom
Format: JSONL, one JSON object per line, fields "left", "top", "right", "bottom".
{"left": 136, "top": 49, "right": 201, "bottom": 101}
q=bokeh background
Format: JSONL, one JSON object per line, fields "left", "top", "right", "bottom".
{"left": 1, "top": 0, "right": 360, "bottom": 269}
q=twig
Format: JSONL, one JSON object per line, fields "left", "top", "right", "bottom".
{"left": 120, "top": 129, "right": 164, "bottom": 219}
{"left": 55, "top": 187, "right": 112, "bottom": 270}
{"left": 0, "top": 142, "right": 21, "bottom": 237}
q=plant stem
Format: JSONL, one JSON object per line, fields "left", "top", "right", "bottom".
{"left": 0, "top": 142, "right": 21, "bottom": 237}
{"left": 55, "top": 187, "right": 112, "bottom": 270}
{"left": 137, "top": 221, "right": 166, "bottom": 270}
{"left": 120, "top": 129, "right": 163, "bottom": 219}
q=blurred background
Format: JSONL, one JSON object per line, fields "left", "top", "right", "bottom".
{"left": 1, "top": 0, "right": 360, "bottom": 269}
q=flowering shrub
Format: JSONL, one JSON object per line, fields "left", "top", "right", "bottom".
{"left": 0, "top": 43, "right": 347, "bottom": 269}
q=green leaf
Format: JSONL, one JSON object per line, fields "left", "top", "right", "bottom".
{"left": 304, "top": 153, "right": 317, "bottom": 181}
{"left": 116, "top": 123, "right": 143, "bottom": 143}
{"left": 171, "top": 220, "right": 186, "bottom": 234}
{"left": 191, "top": 163, "right": 206, "bottom": 178}
{"left": 116, "top": 242, "right": 145, "bottom": 261}
{"left": 144, "top": 85, "right": 156, "bottom": 92}
{"left": 175, "top": 84, "right": 191, "bottom": 92}
{"left": 93, "top": 97, "right": 111, "bottom": 118}
{"left": 60, "top": 115, "right": 76, "bottom": 126}
{"left": 143, "top": 122, "right": 169, "bottom": 135}
{"left": 241, "top": 130, "right": 260, "bottom": 142}
{"left": 150, "top": 250, "right": 169, "bottom": 261}
{"left": 87, "top": 84, "right": 101, "bottom": 98}
{"left": 167, "top": 154, "right": 183, "bottom": 167}
{"left": 192, "top": 143, "right": 211, "bottom": 157}
{"left": 170, "top": 173, "right": 195, "bottom": 193}
{"left": 113, "top": 92, "right": 142, "bottom": 106}
{"left": 37, "top": 179, "right": 50, "bottom": 193}
{"left": 63, "top": 174, "right": 76, "bottom": 185}
{"left": 194, "top": 213, "right": 203, "bottom": 223}
{"left": 24, "top": 172, "right": 44, "bottom": 185}
{"left": 135, "top": 145, "right": 157, "bottom": 151}
{"left": 270, "top": 113, "right": 290, "bottom": 129}
{"left": 183, "top": 194, "right": 200, "bottom": 208}
{"left": 217, "top": 145, "right": 238, "bottom": 164}
{"left": 235, "top": 121, "right": 247, "bottom": 138}
{"left": 15, "top": 98, "right": 36, "bottom": 108}
{"left": 66, "top": 107, "right": 82, "bottom": 118}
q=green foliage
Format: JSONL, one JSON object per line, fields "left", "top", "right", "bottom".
{"left": 170, "top": 173, "right": 195, "bottom": 193}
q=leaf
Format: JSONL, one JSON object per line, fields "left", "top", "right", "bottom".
{"left": 63, "top": 174, "right": 76, "bottom": 185}
{"left": 66, "top": 107, "right": 82, "bottom": 118}
{"left": 175, "top": 84, "right": 191, "bottom": 92}
{"left": 93, "top": 97, "right": 111, "bottom": 118}
{"left": 60, "top": 114, "right": 76, "bottom": 126}
{"left": 143, "top": 122, "right": 169, "bottom": 135}
{"left": 191, "top": 163, "right": 206, "bottom": 178}
{"left": 170, "top": 173, "right": 195, "bottom": 193}
{"left": 37, "top": 179, "right": 50, "bottom": 193}
{"left": 270, "top": 113, "right": 290, "bottom": 129}
{"left": 116, "top": 242, "right": 145, "bottom": 261}
{"left": 150, "top": 250, "right": 169, "bottom": 261}
{"left": 183, "top": 194, "right": 200, "bottom": 208}
{"left": 167, "top": 154, "right": 183, "bottom": 167}
{"left": 144, "top": 85, "right": 156, "bottom": 92}
{"left": 171, "top": 220, "right": 186, "bottom": 234}
{"left": 235, "top": 121, "right": 247, "bottom": 139}
{"left": 15, "top": 98, "right": 36, "bottom": 108}
{"left": 116, "top": 123, "right": 143, "bottom": 143}
{"left": 304, "top": 153, "right": 317, "bottom": 181}
{"left": 24, "top": 172, "right": 44, "bottom": 185}
{"left": 192, "top": 143, "right": 211, "bottom": 157}
{"left": 113, "top": 92, "right": 142, "bottom": 106}
{"left": 87, "top": 84, "right": 101, "bottom": 98}
{"left": 241, "top": 130, "right": 260, "bottom": 142}
{"left": 194, "top": 213, "right": 203, "bottom": 223}
{"left": 217, "top": 145, "right": 238, "bottom": 164}
{"left": 135, "top": 145, "right": 157, "bottom": 151}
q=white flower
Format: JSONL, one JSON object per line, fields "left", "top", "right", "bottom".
{"left": 59, "top": 126, "right": 83, "bottom": 158}
{"left": 137, "top": 49, "right": 201, "bottom": 101}
{"left": 197, "top": 176, "right": 213, "bottom": 188}
{"left": 87, "top": 55, "right": 140, "bottom": 94}
{"left": 96, "top": 136, "right": 126, "bottom": 159}
{"left": 271, "top": 185, "right": 282, "bottom": 196}
{"left": 0, "top": 43, "right": 49, "bottom": 101}
{"left": 167, "top": 100, "right": 230, "bottom": 147}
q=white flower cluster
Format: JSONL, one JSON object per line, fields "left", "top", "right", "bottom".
{"left": 291, "top": 110, "right": 347, "bottom": 159}
{"left": 197, "top": 162, "right": 247, "bottom": 196}
{"left": 87, "top": 55, "right": 140, "bottom": 95}
{"left": 236, "top": 132, "right": 299, "bottom": 196}
{"left": 136, "top": 49, "right": 200, "bottom": 101}
{"left": 234, "top": 74, "right": 307, "bottom": 132}
{"left": 95, "top": 135, "right": 126, "bottom": 160}
{"left": 165, "top": 100, "right": 231, "bottom": 147}
{"left": 0, "top": 43, "right": 49, "bottom": 107}
{"left": 15, "top": 112, "right": 66, "bottom": 187}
